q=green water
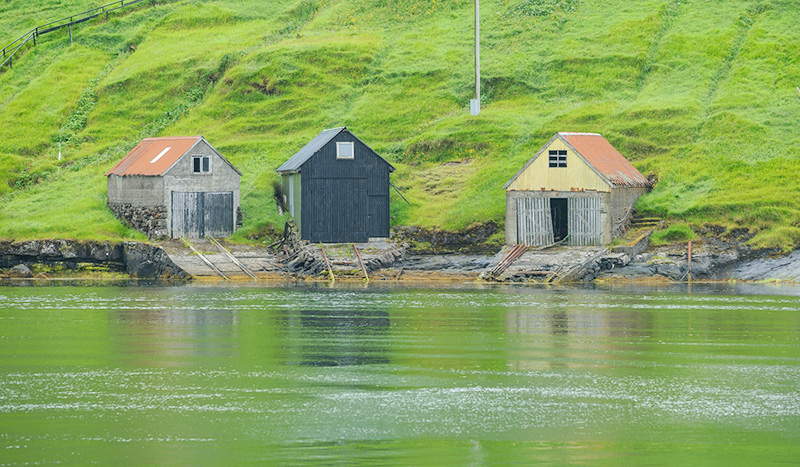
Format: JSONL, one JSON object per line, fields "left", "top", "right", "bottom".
{"left": 1, "top": 283, "right": 798, "bottom": 465}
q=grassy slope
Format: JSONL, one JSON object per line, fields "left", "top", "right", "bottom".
{"left": 0, "top": 0, "right": 798, "bottom": 249}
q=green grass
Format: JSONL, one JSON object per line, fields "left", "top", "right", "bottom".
{"left": 650, "top": 223, "right": 697, "bottom": 245}
{"left": 0, "top": 0, "right": 799, "bottom": 249}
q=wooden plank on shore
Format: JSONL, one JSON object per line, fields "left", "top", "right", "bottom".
{"left": 353, "top": 244, "right": 369, "bottom": 281}
{"left": 208, "top": 236, "right": 258, "bottom": 280}
{"left": 319, "top": 245, "right": 335, "bottom": 282}
{"left": 181, "top": 238, "right": 229, "bottom": 280}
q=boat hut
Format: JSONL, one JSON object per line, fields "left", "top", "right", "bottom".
{"left": 276, "top": 127, "right": 395, "bottom": 243}
{"left": 106, "top": 136, "right": 242, "bottom": 239}
{"left": 503, "top": 132, "right": 651, "bottom": 246}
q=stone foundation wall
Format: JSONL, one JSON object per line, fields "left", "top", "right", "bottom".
{"left": 109, "top": 203, "right": 168, "bottom": 239}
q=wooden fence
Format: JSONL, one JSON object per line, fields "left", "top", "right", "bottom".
{"left": 1, "top": 0, "right": 158, "bottom": 70}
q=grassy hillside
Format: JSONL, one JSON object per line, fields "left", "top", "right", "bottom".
{"left": 1, "top": 0, "right": 798, "bottom": 249}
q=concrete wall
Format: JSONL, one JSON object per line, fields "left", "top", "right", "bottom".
{"left": 505, "top": 190, "right": 611, "bottom": 245}
{"left": 162, "top": 140, "right": 240, "bottom": 237}
{"left": 506, "top": 138, "right": 611, "bottom": 192}
{"left": 107, "top": 175, "right": 164, "bottom": 206}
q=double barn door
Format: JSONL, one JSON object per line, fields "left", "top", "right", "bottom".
{"left": 516, "top": 196, "right": 602, "bottom": 246}
{"left": 171, "top": 191, "right": 233, "bottom": 238}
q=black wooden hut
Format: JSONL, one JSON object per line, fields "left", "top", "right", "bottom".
{"left": 276, "top": 127, "right": 395, "bottom": 243}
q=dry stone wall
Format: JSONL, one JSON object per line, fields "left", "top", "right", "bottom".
{"left": 108, "top": 203, "right": 168, "bottom": 239}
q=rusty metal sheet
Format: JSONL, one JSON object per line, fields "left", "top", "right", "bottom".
{"left": 560, "top": 133, "right": 650, "bottom": 188}
{"left": 105, "top": 136, "right": 201, "bottom": 176}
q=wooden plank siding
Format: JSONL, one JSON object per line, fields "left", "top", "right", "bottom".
{"left": 516, "top": 197, "right": 554, "bottom": 246}
{"left": 300, "top": 132, "right": 391, "bottom": 243}
{"left": 568, "top": 197, "right": 602, "bottom": 246}
{"left": 506, "top": 138, "right": 610, "bottom": 193}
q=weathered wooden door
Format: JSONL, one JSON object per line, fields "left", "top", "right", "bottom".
{"left": 368, "top": 196, "right": 389, "bottom": 238}
{"left": 203, "top": 192, "right": 234, "bottom": 238}
{"left": 308, "top": 179, "right": 367, "bottom": 243}
{"left": 516, "top": 197, "right": 554, "bottom": 246}
{"left": 568, "top": 197, "right": 602, "bottom": 246}
{"left": 171, "top": 191, "right": 233, "bottom": 238}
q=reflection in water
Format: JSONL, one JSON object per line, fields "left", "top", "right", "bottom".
{"left": 292, "top": 309, "right": 391, "bottom": 366}
{"left": 111, "top": 308, "right": 239, "bottom": 366}
{"left": 1, "top": 286, "right": 799, "bottom": 465}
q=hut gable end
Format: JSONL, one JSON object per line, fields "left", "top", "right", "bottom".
{"left": 504, "top": 135, "right": 610, "bottom": 193}
{"left": 503, "top": 132, "right": 650, "bottom": 192}
{"left": 106, "top": 136, "right": 241, "bottom": 240}
{"left": 276, "top": 127, "right": 393, "bottom": 243}
{"left": 503, "top": 132, "right": 651, "bottom": 247}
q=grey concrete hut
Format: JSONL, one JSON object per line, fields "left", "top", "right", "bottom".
{"left": 276, "top": 127, "right": 395, "bottom": 243}
{"left": 106, "top": 136, "right": 242, "bottom": 239}
{"left": 503, "top": 132, "right": 651, "bottom": 246}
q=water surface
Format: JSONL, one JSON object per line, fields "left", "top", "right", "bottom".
{"left": 1, "top": 283, "right": 798, "bottom": 465}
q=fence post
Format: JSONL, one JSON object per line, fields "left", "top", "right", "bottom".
{"left": 69, "top": 24, "right": 73, "bottom": 45}
{"left": 34, "top": 29, "right": 37, "bottom": 46}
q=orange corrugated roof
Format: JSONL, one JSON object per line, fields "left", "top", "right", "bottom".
{"left": 559, "top": 132, "right": 651, "bottom": 188}
{"left": 105, "top": 136, "right": 202, "bottom": 176}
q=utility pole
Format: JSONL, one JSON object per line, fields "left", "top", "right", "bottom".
{"left": 470, "top": 0, "right": 480, "bottom": 116}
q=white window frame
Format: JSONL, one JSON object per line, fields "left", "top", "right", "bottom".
{"left": 336, "top": 142, "right": 354, "bottom": 160}
{"left": 192, "top": 155, "right": 212, "bottom": 174}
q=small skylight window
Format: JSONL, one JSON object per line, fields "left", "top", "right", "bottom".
{"left": 337, "top": 142, "right": 354, "bottom": 160}
{"left": 150, "top": 147, "right": 171, "bottom": 164}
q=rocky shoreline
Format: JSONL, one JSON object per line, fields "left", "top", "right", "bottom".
{"left": 0, "top": 239, "right": 188, "bottom": 280}
{"left": 1, "top": 235, "right": 798, "bottom": 284}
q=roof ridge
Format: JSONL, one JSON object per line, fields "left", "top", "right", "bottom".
{"left": 142, "top": 136, "right": 203, "bottom": 141}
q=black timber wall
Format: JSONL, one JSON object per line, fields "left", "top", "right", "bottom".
{"left": 300, "top": 132, "right": 391, "bottom": 243}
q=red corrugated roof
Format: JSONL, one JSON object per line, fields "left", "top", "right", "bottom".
{"left": 559, "top": 132, "right": 651, "bottom": 187}
{"left": 105, "top": 136, "right": 202, "bottom": 176}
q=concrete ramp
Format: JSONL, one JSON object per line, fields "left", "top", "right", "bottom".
{"left": 158, "top": 239, "right": 282, "bottom": 280}
{"left": 483, "top": 246, "right": 607, "bottom": 282}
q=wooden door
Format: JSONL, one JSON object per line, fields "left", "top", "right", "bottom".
{"left": 516, "top": 197, "right": 554, "bottom": 246}
{"left": 203, "top": 192, "right": 234, "bottom": 238}
{"left": 171, "top": 191, "right": 233, "bottom": 239}
{"left": 368, "top": 195, "right": 388, "bottom": 238}
{"left": 568, "top": 197, "right": 602, "bottom": 246}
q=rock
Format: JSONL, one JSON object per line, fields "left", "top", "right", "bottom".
{"left": 654, "top": 263, "right": 683, "bottom": 280}
{"left": 123, "top": 242, "right": 189, "bottom": 279}
{"left": 40, "top": 241, "right": 60, "bottom": 258}
{"left": 9, "top": 241, "right": 40, "bottom": 257}
{"left": 90, "top": 243, "right": 113, "bottom": 261}
{"left": 8, "top": 264, "right": 33, "bottom": 278}
{"left": 135, "top": 260, "right": 157, "bottom": 278}
{"left": 393, "top": 222, "right": 498, "bottom": 252}
{"left": 108, "top": 203, "right": 168, "bottom": 239}
{"left": 0, "top": 240, "right": 186, "bottom": 280}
